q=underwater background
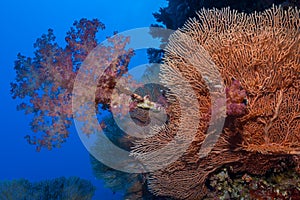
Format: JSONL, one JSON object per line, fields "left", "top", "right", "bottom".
{"left": 0, "top": 0, "right": 299, "bottom": 199}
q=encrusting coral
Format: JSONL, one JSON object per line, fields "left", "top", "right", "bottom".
{"left": 130, "top": 5, "right": 299, "bottom": 199}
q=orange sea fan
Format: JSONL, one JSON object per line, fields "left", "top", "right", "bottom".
{"left": 130, "top": 5, "right": 299, "bottom": 199}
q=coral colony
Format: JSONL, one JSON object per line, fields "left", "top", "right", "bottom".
{"left": 136, "top": 6, "right": 299, "bottom": 199}
{"left": 11, "top": 5, "right": 299, "bottom": 200}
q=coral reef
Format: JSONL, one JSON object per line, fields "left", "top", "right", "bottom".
{"left": 131, "top": 6, "right": 299, "bottom": 199}
{"left": 205, "top": 164, "right": 300, "bottom": 199}
{"left": 10, "top": 1, "right": 300, "bottom": 199}
{"left": 0, "top": 177, "right": 95, "bottom": 200}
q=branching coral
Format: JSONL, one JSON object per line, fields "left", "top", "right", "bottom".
{"left": 11, "top": 19, "right": 134, "bottom": 150}
{"left": 131, "top": 6, "right": 299, "bottom": 199}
